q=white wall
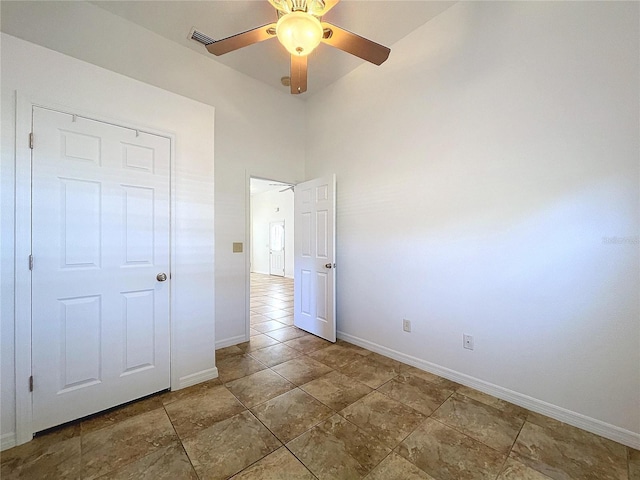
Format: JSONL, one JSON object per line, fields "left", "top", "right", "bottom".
{"left": 0, "top": 0, "right": 305, "bottom": 358}
{"left": 0, "top": 1, "right": 305, "bottom": 448}
{"left": 251, "top": 189, "right": 295, "bottom": 277}
{"left": 305, "top": 1, "right": 640, "bottom": 446}
{"left": 1, "top": 33, "right": 216, "bottom": 447}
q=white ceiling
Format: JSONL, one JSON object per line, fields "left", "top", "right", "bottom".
{"left": 85, "top": 0, "right": 455, "bottom": 96}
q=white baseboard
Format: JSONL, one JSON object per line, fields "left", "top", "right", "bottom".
{"left": 215, "top": 334, "right": 247, "bottom": 350}
{"left": 176, "top": 367, "right": 219, "bottom": 390}
{"left": 1, "top": 432, "right": 17, "bottom": 451}
{"left": 337, "top": 331, "right": 640, "bottom": 450}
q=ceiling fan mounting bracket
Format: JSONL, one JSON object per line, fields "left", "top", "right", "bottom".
{"left": 322, "top": 28, "right": 333, "bottom": 39}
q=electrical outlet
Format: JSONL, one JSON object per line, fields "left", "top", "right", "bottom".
{"left": 403, "top": 319, "right": 411, "bottom": 333}
{"left": 463, "top": 334, "right": 474, "bottom": 350}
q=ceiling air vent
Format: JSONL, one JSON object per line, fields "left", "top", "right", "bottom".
{"left": 189, "top": 28, "right": 214, "bottom": 46}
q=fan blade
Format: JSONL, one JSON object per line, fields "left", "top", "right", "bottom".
{"left": 206, "top": 23, "right": 277, "bottom": 56}
{"left": 320, "top": 22, "right": 390, "bottom": 65}
{"left": 268, "top": 0, "right": 291, "bottom": 14}
{"left": 290, "top": 55, "right": 308, "bottom": 94}
{"left": 309, "top": 0, "right": 339, "bottom": 16}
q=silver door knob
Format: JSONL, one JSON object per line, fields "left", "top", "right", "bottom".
{"left": 157, "top": 273, "right": 167, "bottom": 282}
{"left": 325, "top": 263, "right": 333, "bottom": 269}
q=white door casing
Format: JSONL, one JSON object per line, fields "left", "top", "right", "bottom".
{"left": 269, "top": 221, "right": 285, "bottom": 277}
{"left": 31, "top": 107, "right": 171, "bottom": 432}
{"left": 294, "top": 175, "right": 336, "bottom": 342}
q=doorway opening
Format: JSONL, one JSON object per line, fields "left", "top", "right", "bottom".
{"left": 249, "top": 178, "right": 295, "bottom": 334}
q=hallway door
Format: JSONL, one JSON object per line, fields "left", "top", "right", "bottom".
{"left": 269, "top": 221, "right": 285, "bottom": 277}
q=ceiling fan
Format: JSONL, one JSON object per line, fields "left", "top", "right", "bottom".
{"left": 202, "top": 0, "right": 391, "bottom": 95}
{"left": 270, "top": 182, "right": 295, "bottom": 192}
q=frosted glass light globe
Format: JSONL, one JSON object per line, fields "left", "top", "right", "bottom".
{"left": 276, "top": 11, "right": 323, "bottom": 57}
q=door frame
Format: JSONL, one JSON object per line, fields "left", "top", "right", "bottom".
{"left": 244, "top": 174, "right": 296, "bottom": 342}
{"left": 14, "top": 92, "right": 177, "bottom": 445}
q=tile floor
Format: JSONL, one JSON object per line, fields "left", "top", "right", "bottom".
{"left": 2, "top": 272, "right": 638, "bottom": 479}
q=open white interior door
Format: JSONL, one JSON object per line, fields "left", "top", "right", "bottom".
{"left": 294, "top": 175, "right": 336, "bottom": 342}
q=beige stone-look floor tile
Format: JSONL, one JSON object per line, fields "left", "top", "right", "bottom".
{"left": 230, "top": 447, "right": 315, "bottom": 480}
{"left": 251, "top": 320, "right": 288, "bottom": 333}
{"left": 396, "top": 418, "right": 506, "bottom": 480}
{"left": 431, "top": 392, "right": 525, "bottom": 453}
{"left": 226, "top": 369, "right": 295, "bottom": 408}
{"left": 272, "top": 356, "right": 333, "bottom": 386}
{"left": 287, "top": 414, "right": 390, "bottom": 479}
{"left": 260, "top": 298, "right": 288, "bottom": 308}
{"left": 261, "top": 295, "right": 288, "bottom": 303}
{"left": 0, "top": 425, "right": 81, "bottom": 480}
{"left": 366, "top": 352, "right": 404, "bottom": 372}
{"left": 284, "top": 335, "right": 332, "bottom": 354}
{"left": 338, "top": 355, "right": 400, "bottom": 389}
{"left": 265, "top": 326, "right": 308, "bottom": 342}
{"left": 630, "top": 448, "right": 640, "bottom": 480}
{"left": 524, "top": 412, "right": 568, "bottom": 431}
{"left": 249, "top": 343, "right": 301, "bottom": 367}
{"left": 217, "top": 354, "right": 267, "bottom": 383}
{"left": 96, "top": 443, "right": 198, "bottom": 480}
{"left": 378, "top": 373, "right": 453, "bottom": 416}
{"left": 309, "top": 344, "right": 370, "bottom": 370}
{"left": 236, "top": 334, "right": 280, "bottom": 353}
{"left": 269, "top": 293, "right": 292, "bottom": 300}
{"left": 402, "top": 366, "right": 460, "bottom": 390}
{"left": 182, "top": 411, "right": 281, "bottom": 480}
{"left": 511, "top": 420, "right": 628, "bottom": 480}
{"left": 364, "top": 452, "right": 436, "bottom": 480}
{"left": 302, "top": 371, "right": 373, "bottom": 411}
{"left": 496, "top": 458, "right": 553, "bottom": 480}
{"left": 164, "top": 385, "right": 246, "bottom": 438}
{"left": 251, "top": 305, "right": 280, "bottom": 315}
{"left": 251, "top": 389, "right": 333, "bottom": 443}
{"left": 456, "top": 385, "right": 528, "bottom": 420}
{"left": 81, "top": 394, "right": 165, "bottom": 434}
{"left": 81, "top": 408, "right": 178, "bottom": 480}
{"left": 216, "top": 345, "right": 244, "bottom": 362}
{"left": 335, "top": 339, "right": 372, "bottom": 356}
{"left": 340, "top": 391, "right": 426, "bottom": 449}
{"left": 264, "top": 309, "right": 292, "bottom": 320}
{"left": 277, "top": 314, "right": 295, "bottom": 325}
{"left": 250, "top": 327, "right": 261, "bottom": 336}
{"left": 159, "top": 378, "right": 222, "bottom": 406}
{"left": 250, "top": 314, "right": 271, "bottom": 325}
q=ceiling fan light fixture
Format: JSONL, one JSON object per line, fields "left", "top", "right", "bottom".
{"left": 276, "top": 11, "right": 323, "bottom": 56}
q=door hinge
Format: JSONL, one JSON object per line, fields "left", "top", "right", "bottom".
{"left": 29, "top": 376, "right": 33, "bottom": 392}
{"left": 29, "top": 132, "right": 34, "bottom": 149}
{"left": 29, "top": 254, "right": 33, "bottom": 270}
